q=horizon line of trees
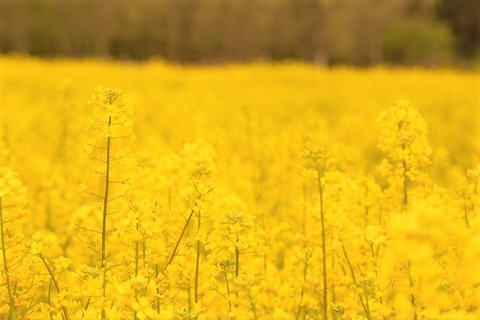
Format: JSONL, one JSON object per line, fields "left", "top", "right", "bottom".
{"left": 0, "top": 0, "right": 478, "bottom": 66}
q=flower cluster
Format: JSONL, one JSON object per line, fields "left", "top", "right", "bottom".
{"left": 0, "top": 58, "right": 479, "bottom": 319}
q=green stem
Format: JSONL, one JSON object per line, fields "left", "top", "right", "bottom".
{"left": 135, "top": 224, "right": 139, "bottom": 276}
{"left": 48, "top": 280, "right": 54, "bottom": 320}
{"left": 40, "top": 255, "right": 69, "bottom": 320}
{"left": 408, "top": 261, "right": 417, "bottom": 320}
{"left": 224, "top": 271, "right": 233, "bottom": 320}
{"left": 0, "top": 197, "right": 15, "bottom": 320}
{"left": 235, "top": 236, "right": 240, "bottom": 279}
{"left": 134, "top": 222, "right": 139, "bottom": 320}
{"left": 316, "top": 169, "right": 328, "bottom": 320}
{"left": 364, "top": 291, "right": 372, "bottom": 320}
{"left": 187, "top": 282, "right": 192, "bottom": 312}
{"left": 340, "top": 241, "right": 356, "bottom": 283}
{"left": 401, "top": 160, "right": 408, "bottom": 210}
{"left": 462, "top": 194, "right": 470, "bottom": 228}
{"left": 296, "top": 253, "right": 309, "bottom": 320}
{"left": 166, "top": 208, "right": 195, "bottom": 267}
{"left": 101, "top": 115, "right": 112, "bottom": 320}
{"left": 194, "top": 210, "right": 201, "bottom": 304}
{"left": 155, "top": 264, "right": 161, "bottom": 314}
{"left": 166, "top": 191, "right": 211, "bottom": 270}
{"left": 249, "top": 290, "right": 259, "bottom": 320}
{"left": 142, "top": 240, "right": 146, "bottom": 267}
{"left": 340, "top": 239, "right": 370, "bottom": 319}
{"left": 331, "top": 256, "right": 337, "bottom": 320}
{"left": 82, "top": 298, "right": 91, "bottom": 319}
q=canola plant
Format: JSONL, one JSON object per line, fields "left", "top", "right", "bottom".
{"left": 0, "top": 56, "right": 479, "bottom": 319}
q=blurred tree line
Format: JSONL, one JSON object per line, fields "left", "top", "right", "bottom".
{"left": 0, "top": 0, "right": 478, "bottom": 66}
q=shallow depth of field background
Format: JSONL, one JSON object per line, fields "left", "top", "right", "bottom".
{"left": 0, "top": 0, "right": 479, "bottom": 319}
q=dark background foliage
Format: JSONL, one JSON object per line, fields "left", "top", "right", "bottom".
{"left": 0, "top": 0, "right": 478, "bottom": 66}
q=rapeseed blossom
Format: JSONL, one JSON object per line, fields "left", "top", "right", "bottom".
{"left": 0, "top": 57, "right": 478, "bottom": 318}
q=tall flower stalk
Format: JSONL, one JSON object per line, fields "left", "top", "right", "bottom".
{"left": 376, "top": 100, "right": 432, "bottom": 210}
{"left": 376, "top": 100, "right": 432, "bottom": 319}
{"left": 0, "top": 168, "right": 29, "bottom": 320}
{"left": 82, "top": 86, "right": 134, "bottom": 319}
{"left": 0, "top": 196, "right": 14, "bottom": 320}
{"left": 303, "top": 147, "right": 333, "bottom": 320}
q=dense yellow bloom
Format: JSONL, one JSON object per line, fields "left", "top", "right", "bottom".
{"left": 377, "top": 100, "right": 432, "bottom": 168}
{"left": 0, "top": 56, "right": 478, "bottom": 318}
{"left": 0, "top": 168, "right": 28, "bottom": 204}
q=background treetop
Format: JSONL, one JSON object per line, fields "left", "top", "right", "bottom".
{"left": 0, "top": 0, "right": 478, "bottom": 67}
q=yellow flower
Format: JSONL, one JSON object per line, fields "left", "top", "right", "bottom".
{"left": 376, "top": 100, "right": 432, "bottom": 168}
{"left": 53, "top": 256, "right": 70, "bottom": 270}
{"left": 132, "top": 297, "right": 155, "bottom": 319}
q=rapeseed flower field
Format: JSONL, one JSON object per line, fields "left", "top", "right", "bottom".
{"left": 0, "top": 56, "right": 479, "bottom": 319}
